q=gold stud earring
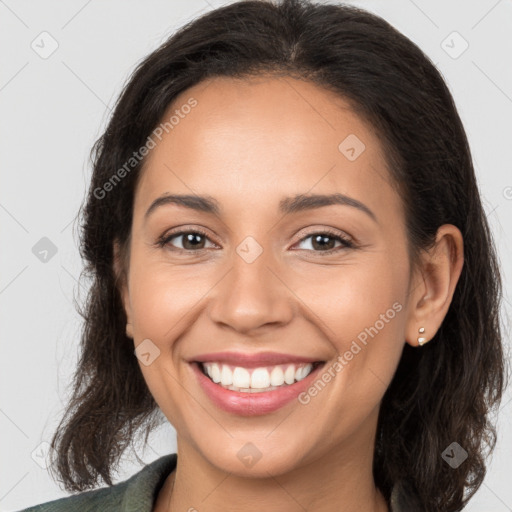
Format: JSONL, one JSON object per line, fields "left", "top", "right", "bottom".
{"left": 417, "top": 326, "right": 427, "bottom": 346}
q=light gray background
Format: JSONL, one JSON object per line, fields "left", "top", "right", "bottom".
{"left": 1, "top": 0, "right": 511, "bottom": 510}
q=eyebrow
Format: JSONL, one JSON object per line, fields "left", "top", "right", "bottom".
{"left": 144, "top": 192, "right": 377, "bottom": 223}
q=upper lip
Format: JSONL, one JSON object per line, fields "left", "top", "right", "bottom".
{"left": 190, "top": 351, "right": 325, "bottom": 368}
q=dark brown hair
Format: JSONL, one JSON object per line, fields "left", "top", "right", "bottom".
{"left": 48, "top": 1, "right": 507, "bottom": 510}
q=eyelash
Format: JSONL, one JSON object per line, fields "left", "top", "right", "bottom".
{"left": 155, "top": 227, "right": 355, "bottom": 256}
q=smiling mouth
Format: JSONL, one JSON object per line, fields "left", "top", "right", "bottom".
{"left": 196, "top": 360, "right": 325, "bottom": 393}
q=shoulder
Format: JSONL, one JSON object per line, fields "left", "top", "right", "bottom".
{"left": 16, "top": 453, "right": 177, "bottom": 512}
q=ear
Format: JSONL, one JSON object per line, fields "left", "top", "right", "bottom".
{"left": 405, "top": 224, "right": 464, "bottom": 347}
{"left": 113, "top": 239, "right": 134, "bottom": 339}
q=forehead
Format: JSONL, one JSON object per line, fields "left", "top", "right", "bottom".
{"left": 134, "top": 75, "right": 400, "bottom": 222}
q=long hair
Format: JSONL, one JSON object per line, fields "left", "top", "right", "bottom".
{"left": 48, "top": 1, "right": 507, "bottom": 510}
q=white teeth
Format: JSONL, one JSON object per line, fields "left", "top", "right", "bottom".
{"left": 270, "top": 366, "right": 285, "bottom": 386}
{"left": 210, "top": 363, "right": 221, "bottom": 383}
{"left": 296, "top": 364, "right": 313, "bottom": 382}
{"left": 201, "top": 362, "right": 316, "bottom": 392}
{"left": 220, "top": 364, "right": 232, "bottom": 385}
{"left": 284, "top": 365, "right": 295, "bottom": 385}
{"left": 251, "top": 367, "right": 270, "bottom": 389}
{"left": 232, "top": 367, "right": 250, "bottom": 388}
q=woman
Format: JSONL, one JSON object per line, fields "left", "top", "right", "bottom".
{"left": 18, "top": 0, "right": 506, "bottom": 510}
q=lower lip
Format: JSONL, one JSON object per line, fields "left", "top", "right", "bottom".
{"left": 190, "top": 361, "right": 326, "bottom": 416}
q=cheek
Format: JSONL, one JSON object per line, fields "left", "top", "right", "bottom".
{"left": 285, "top": 255, "right": 407, "bottom": 441}
{"left": 128, "top": 257, "right": 213, "bottom": 341}
{"left": 302, "top": 252, "right": 404, "bottom": 332}
{"left": 127, "top": 260, "right": 205, "bottom": 419}
{"left": 305, "top": 252, "right": 407, "bottom": 385}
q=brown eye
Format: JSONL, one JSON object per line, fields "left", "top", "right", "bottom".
{"left": 311, "top": 233, "right": 337, "bottom": 251}
{"left": 157, "top": 229, "right": 215, "bottom": 252}
{"left": 295, "top": 231, "right": 354, "bottom": 254}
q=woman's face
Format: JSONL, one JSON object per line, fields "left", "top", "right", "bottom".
{"left": 117, "top": 76, "right": 417, "bottom": 477}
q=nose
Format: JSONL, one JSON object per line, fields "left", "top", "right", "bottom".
{"left": 207, "top": 247, "right": 294, "bottom": 334}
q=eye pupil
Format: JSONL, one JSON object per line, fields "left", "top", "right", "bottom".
{"left": 312, "top": 234, "right": 335, "bottom": 251}
{"left": 183, "top": 233, "right": 205, "bottom": 250}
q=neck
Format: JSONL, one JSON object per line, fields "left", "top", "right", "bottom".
{"left": 159, "top": 410, "right": 388, "bottom": 512}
